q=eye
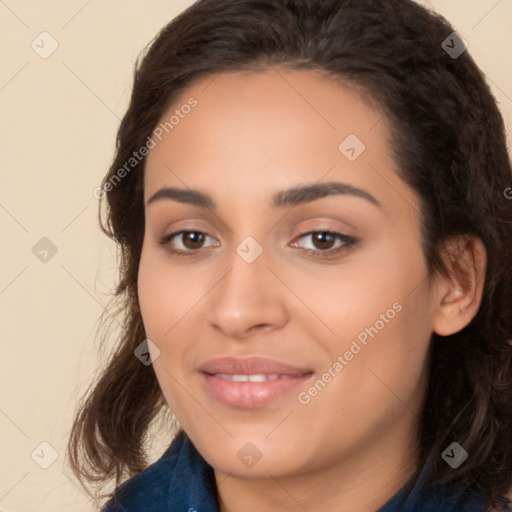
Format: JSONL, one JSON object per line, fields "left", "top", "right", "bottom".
{"left": 158, "top": 229, "right": 357, "bottom": 259}
{"left": 291, "top": 231, "right": 357, "bottom": 258}
{"left": 158, "top": 230, "right": 217, "bottom": 257}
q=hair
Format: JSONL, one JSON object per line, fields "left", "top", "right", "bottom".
{"left": 67, "top": 0, "right": 512, "bottom": 509}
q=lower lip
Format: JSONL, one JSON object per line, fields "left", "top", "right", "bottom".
{"left": 200, "top": 373, "right": 311, "bottom": 409}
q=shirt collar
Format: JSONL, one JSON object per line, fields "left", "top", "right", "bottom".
{"left": 166, "top": 432, "right": 484, "bottom": 512}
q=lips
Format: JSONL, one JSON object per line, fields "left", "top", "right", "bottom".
{"left": 198, "top": 356, "right": 313, "bottom": 409}
{"left": 198, "top": 356, "right": 312, "bottom": 376}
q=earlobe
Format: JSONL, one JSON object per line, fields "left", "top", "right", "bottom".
{"left": 432, "top": 235, "right": 487, "bottom": 337}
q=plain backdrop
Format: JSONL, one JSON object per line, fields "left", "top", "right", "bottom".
{"left": 0, "top": 1, "right": 511, "bottom": 510}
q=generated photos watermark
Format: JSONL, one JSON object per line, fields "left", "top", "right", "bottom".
{"left": 93, "top": 97, "right": 198, "bottom": 200}
{"left": 298, "top": 301, "right": 403, "bottom": 405}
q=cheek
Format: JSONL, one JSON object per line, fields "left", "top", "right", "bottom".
{"left": 294, "top": 304, "right": 431, "bottom": 464}
{"left": 137, "top": 249, "right": 202, "bottom": 385}
{"left": 137, "top": 248, "right": 197, "bottom": 338}
{"left": 340, "top": 294, "right": 431, "bottom": 417}
{"left": 286, "top": 246, "right": 424, "bottom": 348}
{"left": 137, "top": 255, "right": 192, "bottom": 417}
{"left": 302, "top": 244, "right": 433, "bottom": 414}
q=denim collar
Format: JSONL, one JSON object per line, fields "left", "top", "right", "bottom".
{"left": 106, "top": 431, "right": 486, "bottom": 511}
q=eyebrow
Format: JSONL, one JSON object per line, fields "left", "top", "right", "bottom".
{"left": 146, "top": 181, "right": 381, "bottom": 209}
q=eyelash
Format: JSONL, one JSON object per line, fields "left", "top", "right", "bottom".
{"left": 158, "top": 229, "right": 357, "bottom": 259}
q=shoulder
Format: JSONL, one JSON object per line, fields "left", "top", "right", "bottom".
{"left": 424, "top": 488, "right": 486, "bottom": 512}
{"left": 102, "top": 432, "right": 186, "bottom": 512}
{"left": 379, "top": 461, "right": 489, "bottom": 512}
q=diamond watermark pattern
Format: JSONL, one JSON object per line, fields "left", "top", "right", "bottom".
{"left": 31, "top": 441, "right": 59, "bottom": 469}
{"left": 32, "top": 237, "right": 58, "bottom": 263}
{"left": 237, "top": 442, "right": 263, "bottom": 468}
{"left": 338, "top": 134, "right": 366, "bottom": 161}
{"left": 236, "top": 236, "right": 263, "bottom": 264}
{"left": 31, "top": 32, "right": 59, "bottom": 59}
{"left": 134, "top": 339, "right": 161, "bottom": 366}
{"left": 441, "top": 32, "right": 468, "bottom": 59}
{"left": 442, "top": 442, "right": 468, "bottom": 469}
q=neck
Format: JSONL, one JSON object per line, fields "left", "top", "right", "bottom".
{"left": 215, "top": 419, "right": 420, "bottom": 512}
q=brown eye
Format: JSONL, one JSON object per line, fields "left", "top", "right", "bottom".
{"left": 311, "top": 232, "right": 336, "bottom": 250}
{"left": 158, "top": 230, "right": 217, "bottom": 258}
{"left": 181, "top": 231, "right": 206, "bottom": 249}
{"left": 291, "top": 230, "right": 357, "bottom": 259}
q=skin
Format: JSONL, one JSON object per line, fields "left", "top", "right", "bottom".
{"left": 137, "top": 68, "right": 486, "bottom": 512}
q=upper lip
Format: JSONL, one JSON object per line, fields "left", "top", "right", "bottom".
{"left": 198, "top": 356, "right": 313, "bottom": 376}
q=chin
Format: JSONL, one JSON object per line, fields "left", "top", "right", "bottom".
{"left": 196, "top": 433, "right": 309, "bottom": 478}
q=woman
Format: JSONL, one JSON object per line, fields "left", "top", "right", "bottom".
{"left": 67, "top": 0, "right": 512, "bottom": 510}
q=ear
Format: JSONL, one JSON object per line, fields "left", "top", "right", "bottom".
{"left": 432, "top": 235, "right": 487, "bottom": 336}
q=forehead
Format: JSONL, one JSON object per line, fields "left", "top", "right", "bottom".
{"left": 143, "top": 68, "right": 418, "bottom": 219}
{"left": 146, "top": 69, "right": 381, "bottom": 166}
{"left": 152, "top": 68, "right": 383, "bottom": 145}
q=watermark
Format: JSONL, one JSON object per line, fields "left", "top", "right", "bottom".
{"left": 93, "top": 97, "right": 198, "bottom": 200}
{"left": 442, "top": 442, "right": 468, "bottom": 469}
{"left": 134, "top": 338, "right": 161, "bottom": 366}
{"left": 237, "top": 442, "right": 263, "bottom": 468}
{"left": 31, "top": 441, "right": 59, "bottom": 469}
{"left": 297, "top": 301, "right": 403, "bottom": 405}
{"left": 338, "top": 133, "right": 366, "bottom": 161}
{"left": 236, "top": 236, "right": 263, "bottom": 263}
{"left": 32, "top": 236, "right": 58, "bottom": 263}
{"left": 441, "top": 32, "right": 468, "bottom": 59}
{"left": 31, "top": 31, "right": 59, "bottom": 59}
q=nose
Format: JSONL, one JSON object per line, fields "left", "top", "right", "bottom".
{"left": 206, "top": 246, "right": 289, "bottom": 340}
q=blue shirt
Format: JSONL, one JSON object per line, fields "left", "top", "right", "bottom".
{"left": 102, "top": 431, "right": 486, "bottom": 511}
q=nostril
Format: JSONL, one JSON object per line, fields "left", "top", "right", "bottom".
{"left": 249, "top": 324, "right": 269, "bottom": 333}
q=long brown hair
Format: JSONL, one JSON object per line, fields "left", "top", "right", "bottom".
{"left": 67, "top": 0, "right": 512, "bottom": 509}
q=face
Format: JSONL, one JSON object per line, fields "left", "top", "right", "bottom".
{"left": 137, "top": 68, "right": 440, "bottom": 480}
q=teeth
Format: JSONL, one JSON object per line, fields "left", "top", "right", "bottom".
{"left": 215, "top": 373, "right": 285, "bottom": 382}
{"left": 248, "top": 374, "right": 267, "bottom": 382}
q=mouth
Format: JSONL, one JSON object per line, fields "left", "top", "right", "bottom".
{"left": 197, "top": 356, "right": 314, "bottom": 409}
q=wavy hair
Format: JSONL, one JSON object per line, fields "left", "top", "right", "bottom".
{"left": 67, "top": 0, "right": 512, "bottom": 509}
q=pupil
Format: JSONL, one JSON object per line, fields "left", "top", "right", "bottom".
{"left": 314, "top": 232, "right": 334, "bottom": 249}
{"left": 184, "top": 232, "right": 204, "bottom": 249}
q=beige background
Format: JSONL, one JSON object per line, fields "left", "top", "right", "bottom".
{"left": 0, "top": 1, "right": 511, "bottom": 510}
